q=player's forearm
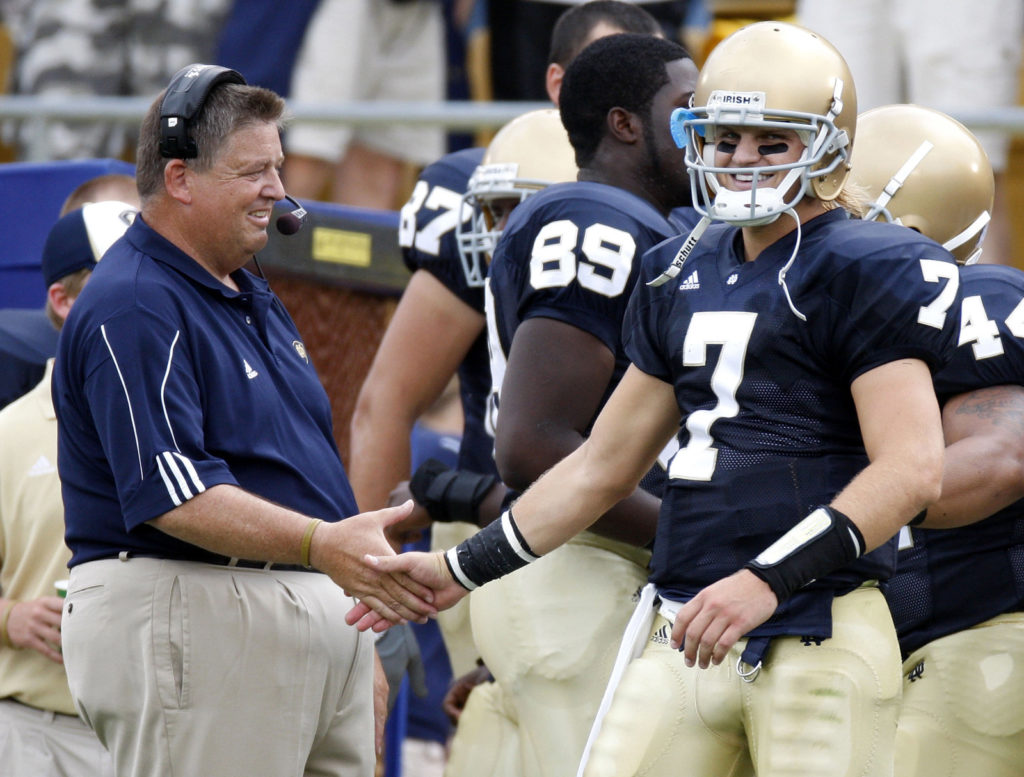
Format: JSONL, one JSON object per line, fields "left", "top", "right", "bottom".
{"left": 149, "top": 483, "right": 314, "bottom": 564}
{"left": 924, "top": 385, "right": 1024, "bottom": 528}
{"left": 831, "top": 446, "right": 943, "bottom": 550}
{"left": 510, "top": 439, "right": 648, "bottom": 555}
{"left": 924, "top": 434, "right": 1024, "bottom": 528}
{"left": 349, "top": 408, "right": 415, "bottom": 512}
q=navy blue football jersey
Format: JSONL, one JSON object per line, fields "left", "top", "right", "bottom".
{"left": 485, "top": 180, "right": 682, "bottom": 445}
{"left": 624, "top": 209, "right": 961, "bottom": 638}
{"left": 886, "top": 262, "right": 1024, "bottom": 657}
{"left": 398, "top": 147, "right": 496, "bottom": 476}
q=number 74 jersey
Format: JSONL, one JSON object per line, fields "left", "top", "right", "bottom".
{"left": 624, "top": 209, "right": 961, "bottom": 594}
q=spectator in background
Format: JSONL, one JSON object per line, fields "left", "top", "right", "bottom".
{"left": 0, "top": 173, "right": 138, "bottom": 412}
{"left": 796, "top": 0, "right": 1024, "bottom": 266}
{"left": 214, "top": 0, "right": 322, "bottom": 97}
{"left": 4, "top": 0, "right": 232, "bottom": 160}
{"left": 488, "top": 0, "right": 693, "bottom": 101}
{"left": 0, "top": 199, "right": 136, "bottom": 777}
{"left": 283, "top": 0, "right": 446, "bottom": 209}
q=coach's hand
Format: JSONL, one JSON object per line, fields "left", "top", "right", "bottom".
{"left": 309, "top": 501, "right": 437, "bottom": 624}
{"left": 4, "top": 597, "right": 64, "bottom": 663}
{"left": 670, "top": 569, "right": 778, "bottom": 669}
{"left": 345, "top": 550, "right": 468, "bottom": 632}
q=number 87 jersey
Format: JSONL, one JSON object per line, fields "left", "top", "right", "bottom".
{"left": 624, "top": 209, "right": 961, "bottom": 598}
{"left": 484, "top": 180, "right": 683, "bottom": 440}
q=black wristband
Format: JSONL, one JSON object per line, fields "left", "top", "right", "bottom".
{"left": 409, "top": 458, "right": 498, "bottom": 524}
{"left": 744, "top": 505, "right": 865, "bottom": 604}
{"left": 445, "top": 509, "right": 539, "bottom": 590}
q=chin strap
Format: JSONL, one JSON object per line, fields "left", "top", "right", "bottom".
{"left": 647, "top": 216, "right": 712, "bottom": 287}
{"left": 776, "top": 208, "right": 806, "bottom": 321}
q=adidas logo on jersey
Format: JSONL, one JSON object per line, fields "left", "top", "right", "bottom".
{"left": 726, "top": 273, "right": 738, "bottom": 285}
{"left": 244, "top": 360, "right": 259, "bottom": 380}
{"left": 907, "top": 659, "right": 925, "bottom": 682}
{"left": 650, "top": 624, "right": 671, "bottom": 646}
{"left": 28, "top": 454, "right": 56, "bottom": 477}
{"left": 678, "top": 270, "right": 700, "bottom": 291}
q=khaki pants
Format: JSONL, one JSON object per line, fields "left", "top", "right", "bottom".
{"left": 896, "top": 611, "right": 1024, "bottom": 777}
{"left": 62, "top": 557, "right": 375, "bottom": 777}
{"left": 467, "top": 533, "right": 651, "bottom": 777}
{"left": 0, "top": 698, "right": 113, "bottom": 777}
{"left": 584, "top": 584, "right": 902, "bottom": 777}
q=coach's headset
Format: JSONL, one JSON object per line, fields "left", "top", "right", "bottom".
{"left": 159, "top": 63, "right": 306, "bottom": 235}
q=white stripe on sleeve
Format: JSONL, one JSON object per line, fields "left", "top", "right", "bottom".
{"left": 160, "top": 330, "right": 182, "bottom": 452}
{"left": 156, "top": 453, "right": 183, "bottom": 506}
{"left": 101, "top": 324, "right": 144, "bottom": 479}
{"left": 160, "top": 451, "right": 195, "bottom": 501}
{"left": 171, "top": 452, "right": 206, "bottom": 495}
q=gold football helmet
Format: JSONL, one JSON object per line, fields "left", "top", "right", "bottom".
{"left": 673, "top": 21, "right": 857, "bottom": 226}
{"left": 851, "top": 104, "right": 994, "bottom": 265}
{"left": 457, "top": 108, "right": 578, "bottom": 286}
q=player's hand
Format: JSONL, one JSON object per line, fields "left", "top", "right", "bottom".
{"left": 384, "top": 482, "right": 432, "bottom": 551}
{"left": 670, "top": 569, "right": 778, "bottom": 669}
{"left": 310, "top": 501, "right": 437, "bottom": 624}
{"left": 443, "top": 662, "right": 493, "bottom": 725}
{"left": 6, "top": 597, "right": 64, "bottom": 663}
{"left": 345, "top": 550, "right": 468, "bottom": 631}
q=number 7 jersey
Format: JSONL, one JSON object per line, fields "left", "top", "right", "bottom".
{"left": 624, "top": 209, "right": 961, "bottom": 610}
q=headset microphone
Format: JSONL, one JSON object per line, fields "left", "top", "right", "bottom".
{"left": 276, "top": 195, "right": 307, "bottom": 235}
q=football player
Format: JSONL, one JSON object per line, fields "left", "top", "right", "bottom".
{"left": 436, "top": 33, "right": 697, "bottom": 777}
{"left": 355, "top": 22, "right": 963, "bottom": 777}
{"left": 852, "top": 103, "right": 1024, "bottom": 777}
{"left": 347, "top": 5, "right": 672, "bottom": 770}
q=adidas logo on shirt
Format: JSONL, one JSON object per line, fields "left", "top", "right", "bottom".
{"left": 28, "top": 455, "right": 56, "bottom": 477}
{"left": 678, "top": 270, "right": 700, "bottom": 291}
{"left": 244, "top": 360, "right": 259, "bottom": 380}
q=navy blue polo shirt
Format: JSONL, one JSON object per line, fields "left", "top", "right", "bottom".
{"left": 53, "top": 216, "right": 358, "bottom": 567}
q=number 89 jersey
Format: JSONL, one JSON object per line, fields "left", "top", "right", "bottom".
{"left": 625, "top": 209, "right": 961, "bottom": 607}
{"left": 485, "top": 181, "right": 681, "bottom": 439}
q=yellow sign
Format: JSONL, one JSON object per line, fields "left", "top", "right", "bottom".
{"left": 312, "top": 227, "right": 372, "bottom": 267}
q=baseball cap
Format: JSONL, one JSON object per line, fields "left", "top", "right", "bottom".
{"left": 41, "top": 200, "right": 138, "bottom": 288}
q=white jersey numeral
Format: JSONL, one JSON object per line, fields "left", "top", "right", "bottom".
{"left": 483, "top": 277, "right": 505, "bottom": 439}
{"left": 529, "top": 220, "right": 635, "bottom": 298}
{"left": 668, "top": 311, "right": 757, "bottom": 482}
{"left": 398, "top": 181, "right": 469, "bottom": 256}
{"left": 956, "top": 292, "right": 1024, "bottom": 361}
{"left": 918, "top": 259, "right": 960, "bottom": 329}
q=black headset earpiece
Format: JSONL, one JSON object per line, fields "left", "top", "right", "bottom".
{"left": 159, "top": 64, "right": 247, "bottom": 159}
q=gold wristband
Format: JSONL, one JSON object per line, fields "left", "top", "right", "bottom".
{"left": 300, "top": 519, "right": 323, "bottom": 569}
{"left": 0, "top": 601, "right": 16, "bottom": 648}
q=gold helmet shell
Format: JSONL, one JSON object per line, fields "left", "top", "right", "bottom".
{"left": 851, "top": 104, "right": 994, "bottom": 265}
{"left": 457, "top": 109, "right": 578, "bottom": 285}
{"left": 679, "top": 22, "right": 857, "bottom": 224}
